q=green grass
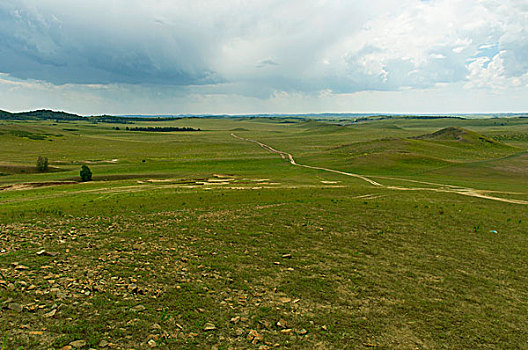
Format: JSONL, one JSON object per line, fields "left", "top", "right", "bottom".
{"left": 0, "top": 116, "right": 527, "bottom": 349}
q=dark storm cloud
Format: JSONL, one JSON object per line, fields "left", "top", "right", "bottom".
{"left": 0, "top": 2, "right": 221, "bottom": 85}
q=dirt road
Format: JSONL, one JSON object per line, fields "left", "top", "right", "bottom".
{"left": 231, "top": 133, "right": 528, "bottom": 205}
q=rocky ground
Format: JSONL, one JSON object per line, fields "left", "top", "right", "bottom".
{"left": 1, "top": 210, "right": 333, "bottom": 349}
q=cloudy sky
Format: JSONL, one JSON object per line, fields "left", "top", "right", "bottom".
{"left": 0, "top": 0, "right": 527, "bottom": 115}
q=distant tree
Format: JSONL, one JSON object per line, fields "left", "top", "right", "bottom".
{"left": 36, "top": 156, "right": 48, "bottom": 172}
{"left": 80, "top": 165, "right": 92, "bottom": 182}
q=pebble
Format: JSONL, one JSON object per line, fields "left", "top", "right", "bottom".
{"left": 296, "top": 329, "right": 308, "bottom": 335}
{"left": 44, "top": 309, "right": 57, "bottom": 318}
{"left": 131, "top": 304, "right": 146, "bottom": 312}
{"left": 259, "top": 320, "right": 271, "bottom": 329}
{"left": 8, "top": 303, "right": 23, "bottom": 313}
{"left": 203, "top": 322, "right": 216, "bottom": 331}
{"left": 37, "top": 250, "right": 58, "bottom": 256}
{"left": 128, "top": 283, "right": 138, "bottom": 293}
{"left": 69, "top": 340, "right": 87, "bottom": 348}
{"left": 276, "top": 319, "right": 287, "bottom": 329}
{"left": 247, "top": 329, "right": 262, "bottom": 344}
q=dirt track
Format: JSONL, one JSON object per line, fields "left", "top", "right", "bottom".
{"left": 0, "top": 181, "right": 78, "bottom": 191}
{"left": 231, "top": 133, "right": 528, "bottom": 205}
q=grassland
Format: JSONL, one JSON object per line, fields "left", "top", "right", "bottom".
{"left": 1, "top": 115, "right": 528, "bottom": 349}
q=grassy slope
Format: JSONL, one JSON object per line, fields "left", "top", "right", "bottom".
{"left": 1, "top": 117, "right": 528, "bottom": 349}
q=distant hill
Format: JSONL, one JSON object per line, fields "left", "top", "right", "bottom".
{"left": 326, "top": 126, "right": 519, "bottom": 176}
{"left": 0, "top": 110, "right": 13, "bottom": 119}
{"left": 297, "top": 119, "right": 345, "bottom": 133}
{"left": 0, "top": 109, "right": 85, "bottom": 121}
{"left": 414, "top": 127, "right": 504, "bottom": 145}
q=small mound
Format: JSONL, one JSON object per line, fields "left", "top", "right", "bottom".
{"left": 415, "top": 127, "right": 503, "bottom": 145}
{"left": 298, "top": 120, "right": 344, "bottom": 132}
{"left": 419, "top": 127, "right": 470, "bottom": 141}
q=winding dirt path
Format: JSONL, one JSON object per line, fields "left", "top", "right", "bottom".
{"left": 231, "top": 133, "right": 528, "bottom": 205}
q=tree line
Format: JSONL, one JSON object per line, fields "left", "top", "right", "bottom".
{"left": 115, "top": 126, "right": 201, "bottom": 132}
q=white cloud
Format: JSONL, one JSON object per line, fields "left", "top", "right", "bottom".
{"left": 466, "top": 51, "right": 528, "bottom": 89}
{"left": 0, "top": 0, "right": 526, "bottom": 113}
{"left": 326, "top": 0, "right": 526, "bottom": 91}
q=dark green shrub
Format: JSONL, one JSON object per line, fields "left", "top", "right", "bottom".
{"left": 80, "top": 165, "right": 92, "bottom": 182}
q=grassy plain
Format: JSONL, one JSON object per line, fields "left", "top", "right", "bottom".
{"left": 1, "top": 116, "right": 528, "bottom": 349}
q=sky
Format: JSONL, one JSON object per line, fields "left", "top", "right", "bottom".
{"left": 0, "top": 0, "right": 527, "bottom": 115}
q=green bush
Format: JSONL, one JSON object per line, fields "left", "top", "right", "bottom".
{"left": 80, "top": 165, "right": 92, "bottom": 182}
{"left": 36, "top": 156, "right": 48, "bottom": 172}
